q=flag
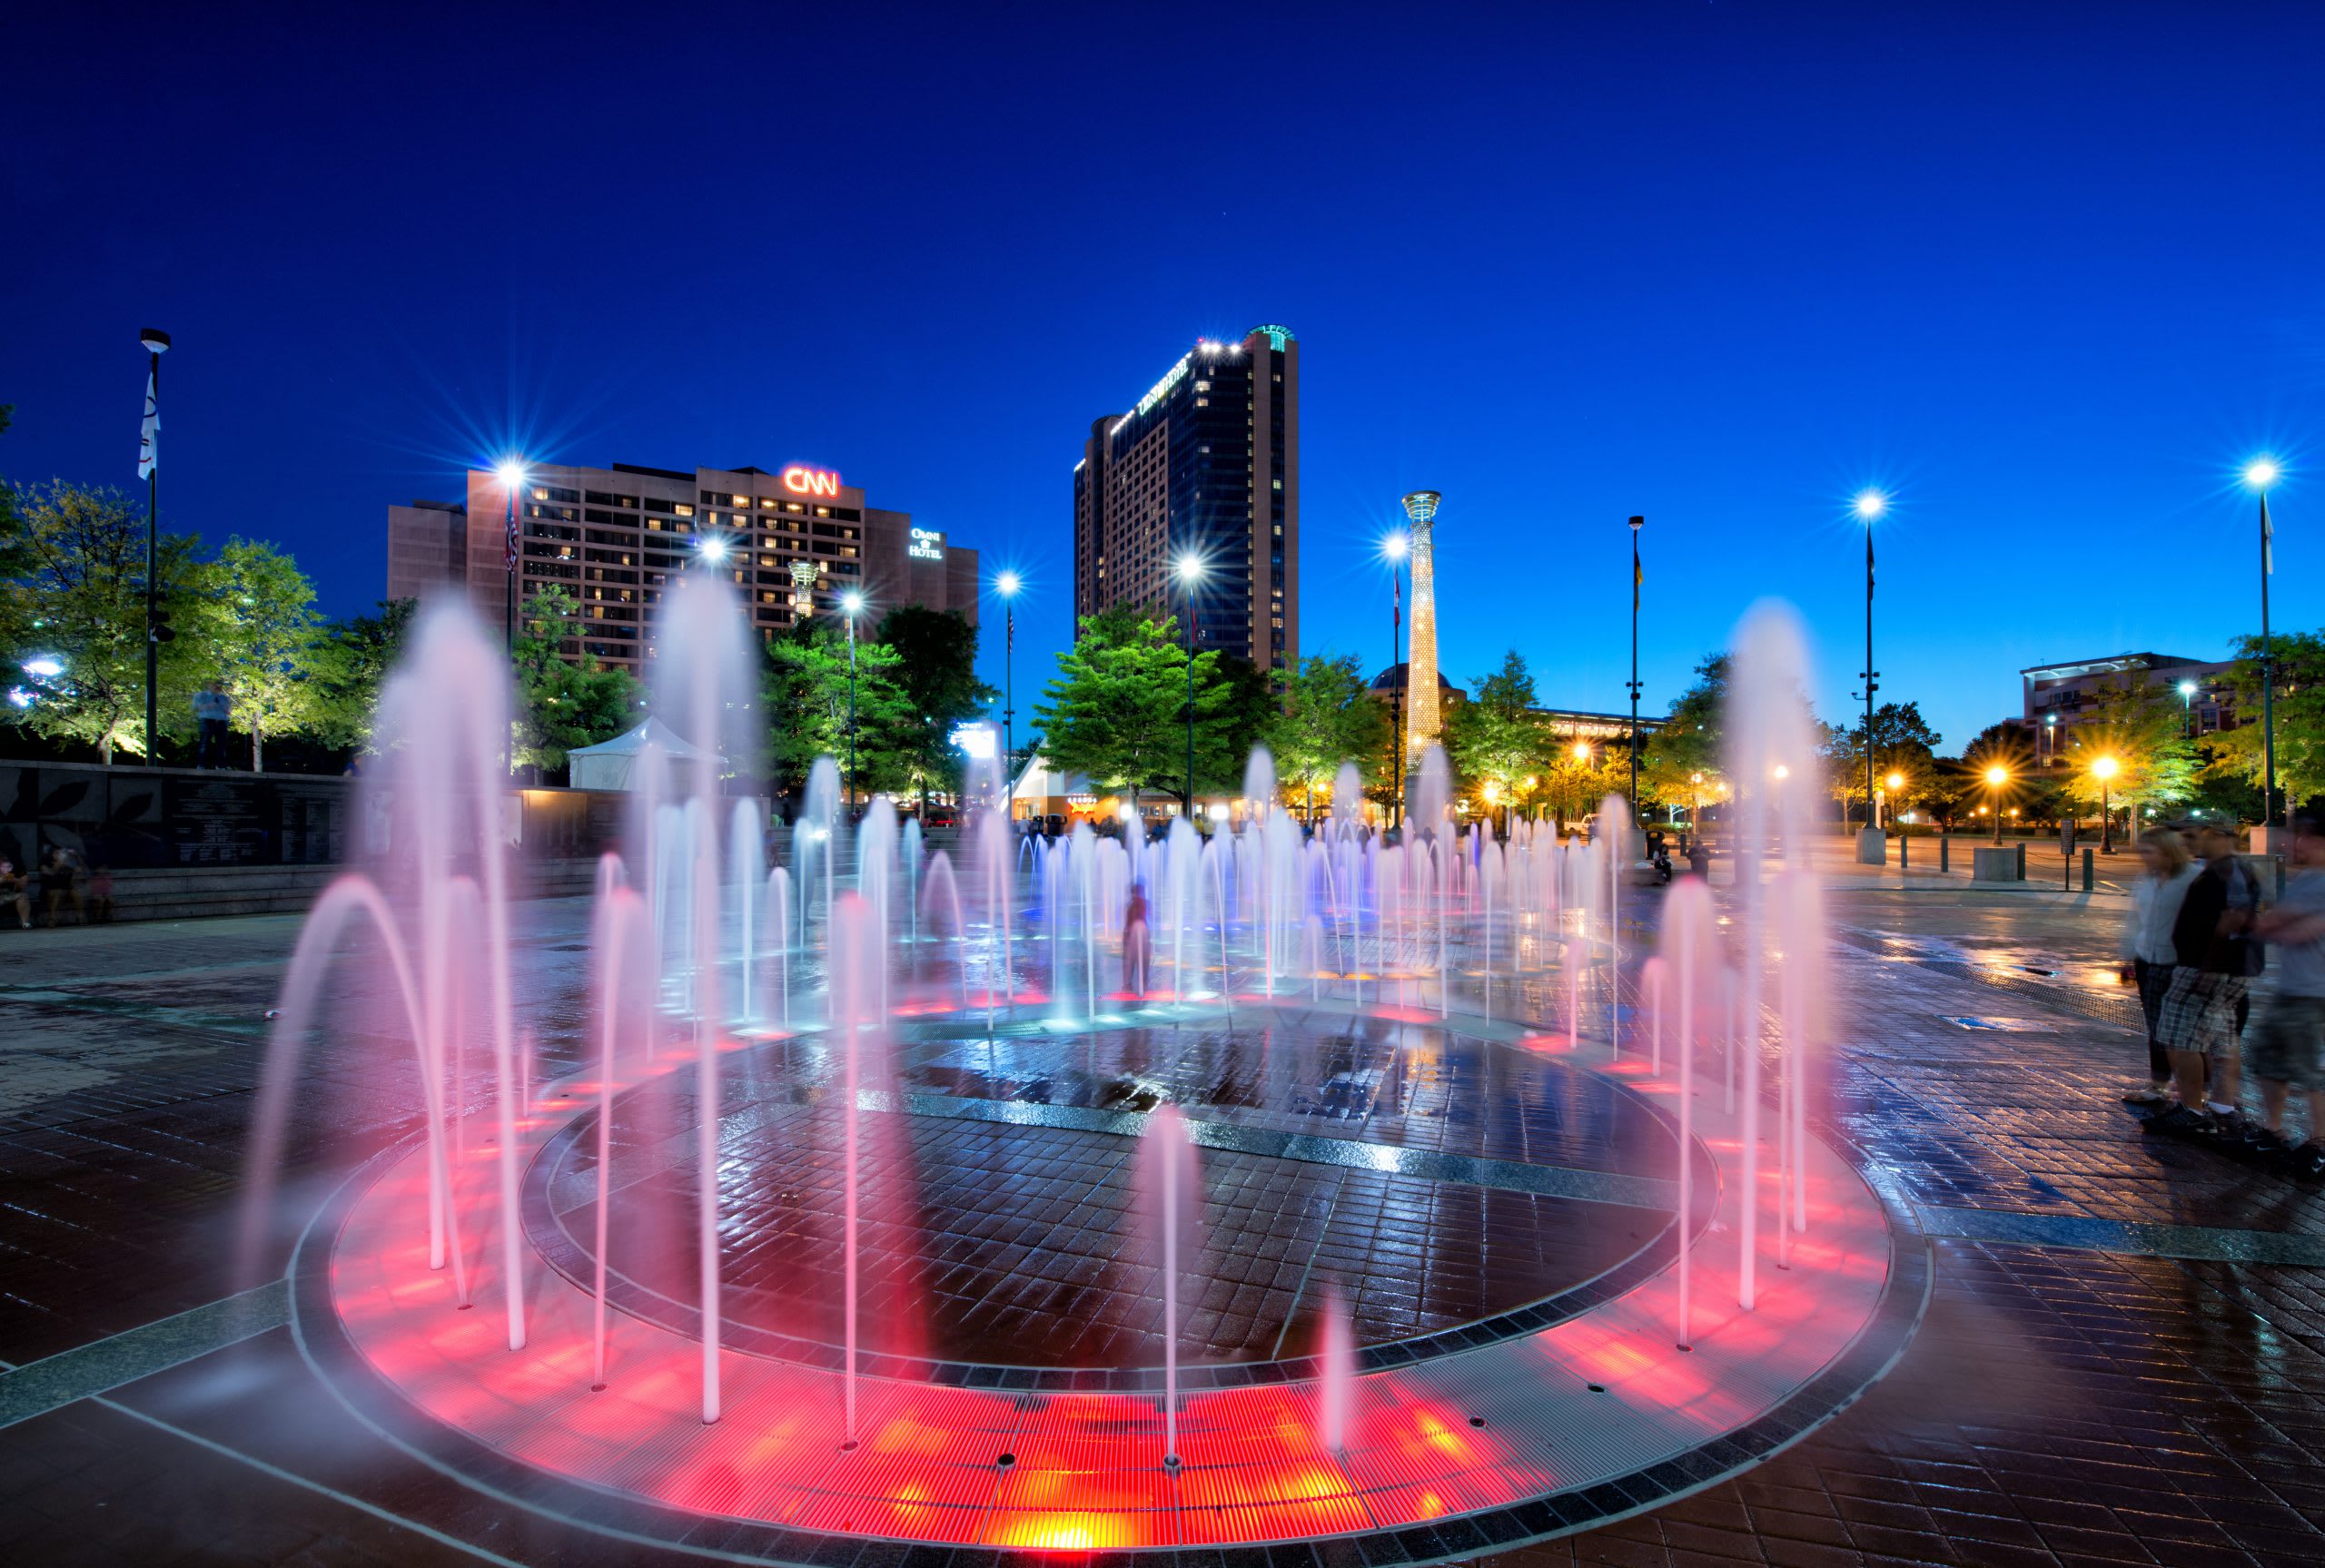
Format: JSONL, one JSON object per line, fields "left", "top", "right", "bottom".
{"left": 2264, "top": 497, "right": 2276, "bottom": 576}
{"left": 1866, "top": 528, "right": 1875, "bottom": 598}
{"left": 1633, "top": 541, "right": 1644, "bottom": 612}
{"left": 137, "top": 369, "right": 158, "bottom": 480}
{"left": 505, "top": 498, "right": 520, "bottom": 571}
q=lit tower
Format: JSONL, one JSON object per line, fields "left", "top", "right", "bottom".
{"left": 1401, "top": 490, "right": 1443, "bottom": 756}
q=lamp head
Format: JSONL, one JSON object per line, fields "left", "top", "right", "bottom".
{"left": 1175, "top": 553, "right": 1205, "bottom": 586}
{"left": 139, "top": 329, "right": 171, "bottom": 355}
{"left": 1853, "top": 488, "right": 1888, "bottom": 522}
{"left": 2092, "top": 754, "right": 2119, "bottom": 780}
{"left": 1885, "top": 772, "right": 1905, "bottom": 790}
{"left": 2245, "top": 456, "right": 2282, "bottom": 492}
{"left": 841, "top": 589, "right": 866, "bottom": 616}
{"left": 994, "top": 569, "right": 1021, "bottom": 599}
{"left": 1400, "top": 490, "right": 1441, "bottom": 525}
{"left": 1984, "top": 764, "right": 2008, "bottom": 786}
{"left": 494, "top": 457, "right": 528, "bottom": 490}
{"left": 698, "top": 534, "right": 730, "bottom": 565}
{"left": 1381, "top": 531, "right": 1410, "bottom": 563}
{"left": 1571, "top": 741, "right": 1590, "bottom": 762}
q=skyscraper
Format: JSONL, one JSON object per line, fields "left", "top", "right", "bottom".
{"left": 1073, "top": 325, "right": 1298, "bottom": 672}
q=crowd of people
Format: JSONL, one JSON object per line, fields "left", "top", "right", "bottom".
{"left": 0, "top": 846, "right": 112, "bottom": 929}
{"left": 2121, "top": 817, "right": 2325, "bottom": 1178}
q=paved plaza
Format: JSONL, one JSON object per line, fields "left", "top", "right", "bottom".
{"left": 1, "top": 868, "right": 2321, "bottom": 1568}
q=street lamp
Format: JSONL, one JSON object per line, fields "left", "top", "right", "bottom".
{"left": 1176, "top": 553, "right": 1205, "bottom": 816}
{"left": 1884, "top": 770, "right": 1905, "bottom": 831}
{"left": 1984, "top": 764, "right": 2008, "bottom": 843}
{"left": 994, "top": 571, "right": 1021, "bottom": 814}
{"left": 1628, "top": 514, "right": 1645, "bottom": 810}
{"left": 138, "top": 328, "right": 170, "bottom": 763}
{"left": 496, "top": 457, "right": 528, "bottom": 652}
{"left": 2179, "top": 678, "right": 2198, "bottom": 739}
{"left": 1853, "top": 489, "right": 1887, "bottom": 842}
{"left": 2043, "top": 710, "right": 2057, "bottom": 767}
{"left": 1381, "top": 530, "right": 1410, "bottom": 825}
{"left": 841, "top": 589, "right": 866, "bottom": 815}
{"left": 2245, "top": 457, "right": 2283, "bottom": 839}
{"left": 2092, "top": 754, "right": 2120, "bottom": 853}
{"left": 698, "top": 533, "right": 730, "bottom": 566}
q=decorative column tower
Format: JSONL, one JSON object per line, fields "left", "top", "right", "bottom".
{"left": 1401, "top": 490, "right": 1442, "bottom": 757}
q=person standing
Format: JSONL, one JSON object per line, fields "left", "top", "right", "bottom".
{"left": 2119, "top": 826, "right": 2197, "bottom": 1106}
{"left": 2251, "top": 817, "right": 2325, "bottom": 1176}
{"left": 193, "top": 680, "right": 232, "bottom": 768}
{"left": 2150, "top": 823, "right": 2266, "bottom": 1136}
{"left": 1122, "top": 882, "right": 1152, "bottom": 999}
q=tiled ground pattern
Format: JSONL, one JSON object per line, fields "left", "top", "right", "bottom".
{"left": 1, "top": 869, "right": 2322, "bottom": 1564}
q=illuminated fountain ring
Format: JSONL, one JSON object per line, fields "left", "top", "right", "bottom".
{"left": 298, "top": 1001, "right": 1926, "bottom": 1562}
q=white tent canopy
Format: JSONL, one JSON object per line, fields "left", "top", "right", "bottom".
{"left": 568, "top": 718, "right": 713, "bottom": 792}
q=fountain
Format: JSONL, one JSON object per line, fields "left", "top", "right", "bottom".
{"left": 248, "top": 587, "right": 1913, "bottom": 1562}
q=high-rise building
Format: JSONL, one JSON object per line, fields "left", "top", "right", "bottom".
{"left": 1073, "top": 325, "right": 1298, "bottom": 672}
{"left": 384, "top": 460, "right": 977, "bottom": 673}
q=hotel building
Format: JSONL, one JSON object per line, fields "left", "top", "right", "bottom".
{"left": 387, "top": 460, "right": 977, "bottom": 672}
{"left": 1073, "top": 325, "right": 1299, "bottom": 673}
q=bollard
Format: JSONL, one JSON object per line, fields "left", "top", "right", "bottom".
{"left": 1899, "top": 833, "right": 1910, "bottom": 870}
{"left": 1940, "top": 836, "right": 1950, "bottom": 873}
{"left": 2063, "top": 853, "right": 2072, "bottom": 892}
{"left": 2015, "top": 843, "right": 2027, "bottom": 881}
{"left": 2083, "top": 846, "right": 2093, "bottom": 893}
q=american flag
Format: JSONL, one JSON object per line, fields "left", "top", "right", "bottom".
{"left": 505, "top": 496, "right": 520, "bottom": 571}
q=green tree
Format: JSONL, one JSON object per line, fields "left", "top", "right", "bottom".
{"left": 310, "top": 598, "right": 417, "bottom": 751}
{"left": 1638, "top": 654, "right": 1730, "bottom": 809}
{"left": 1033, "top": 604, "right": 1240, "bottom": 814}
{"left": 2211, "top": 631, "right": 2325, "bottom": 815}
{"left": 1446, "top": 651, "right": 1548, "bottom": 810}
{"left": 3, "top": 479, "right": 206, "bottom": 762}
{"left": 2055, "top": 677, "right": 2201, "bottom": 833}
{"left": 763, "top": 615, "right": 916, "bottom": 798}
{"left": 1269, "top": 652, "right": 1390, "bottom": 819}
{"left": 512, "top": 585, "right": 641, "bottom": 774}
{"left": 876, "top": 604, "right": 993, "bottom": 805}
{"left": 203, "top": 537, "right": 330, "bottom": 771}
{"left": 1827, "top": 700, "right": 1944, "bottom": 825}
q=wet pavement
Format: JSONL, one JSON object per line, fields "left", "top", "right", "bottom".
{"left": 1, "top": 877, "right": 2321, "bottom": 1565}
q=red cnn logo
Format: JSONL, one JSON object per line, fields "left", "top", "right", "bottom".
{"left": 782, "top": 466, "right": 840, "bottom": 498}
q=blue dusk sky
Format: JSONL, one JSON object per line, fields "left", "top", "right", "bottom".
{"left": 5, "top": 2, "right": 2322, "bottom": 751}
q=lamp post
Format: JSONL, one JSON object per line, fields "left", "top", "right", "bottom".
{"left": 2245, "top": 458, "right": 2282, "bottom": 837}
{"left": 1854, "top": 489, "right": 1887, "bottom": 839}
{"left": 842, "top": 589, "right": 866, "bottom": 816}
{"left": 137, "top": 329, "right": 170, "bottom": 762}
{"left": 1628, "top": 515, "right": 1644, "bottom": 808}
{"left": 496, "top": 458, "right": 528, "bottom": 652}
{"left": 2092, "top": 754, "right": 2120, "bottom": 853}
{"left": 995, "top": 571, "right": 1021, "bottom": 814}
{"left": 1884, "top": 770, "right": 1905, "bottom": 831}
{"left": 2179, "top": 679, "right": 2198, "bottom": 740}
{"left": 2043, "top": 711, "right": 2057, "bottom": 767}
{"left": 1985, "top": 764, "right": 2008, "bottom": 843}
{"left": 1690, "top": 771, "right": 1705, "bottom": 833}
{"left": 1382, "top": 530, "right": 1409, "bottom": 828}
{"left": 1176, "top": 554, "right": 1205, "bottom": 818}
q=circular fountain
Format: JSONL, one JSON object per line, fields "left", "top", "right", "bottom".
{"left": 259, "top": 587, "right": 1925, "bottom": 1563}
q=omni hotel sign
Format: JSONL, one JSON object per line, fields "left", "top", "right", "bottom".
{"left": 908, "top": 527, "right": 946, "bottom": 562}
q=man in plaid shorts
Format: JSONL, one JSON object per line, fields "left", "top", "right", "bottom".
{"left": 2148, "top": 823, "right": 2266, "bottom": 1137}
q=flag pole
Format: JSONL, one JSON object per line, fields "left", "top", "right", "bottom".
{"left": 1627, "top": 516, "right": 1644, "bottom": 810}
{"left": 139, "top": 329, "right": 171, "bottom": 765}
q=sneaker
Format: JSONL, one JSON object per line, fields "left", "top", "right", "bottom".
{"left": 2122, "top": 1085, "right": 2169, "bottom": 1105}
{"left": 2291, "top": 1143, "right": 2325, "bottom": 1181}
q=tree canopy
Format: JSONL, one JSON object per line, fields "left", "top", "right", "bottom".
{"left": 1268, "top": 652, "right": 1388, "bottom": 815}
{"left": 511, "top": 584, "right": 641, "bottom": 774}
{"left": 1034, "top": 605, "right": 1243, "bottom": 811}
{"left": 876, "top": 604, "right": 992, "bottom": 802}
{"left": 763, "top": 614, "right": 917, "bottom": 798}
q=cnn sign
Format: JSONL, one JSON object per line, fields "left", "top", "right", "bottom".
{"left": 782, "top": 465, "right": 841, "bottom": 498}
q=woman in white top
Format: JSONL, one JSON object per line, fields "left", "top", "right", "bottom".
{"left": 2120, "top": 825, "right": 2198, "bottom": 1104}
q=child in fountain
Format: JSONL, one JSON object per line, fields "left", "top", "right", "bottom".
{"left": 1123, "top": 881, "right": 1152, "bottom": 997}
{"left": 2251, "top": 817, "right": 2325, "bottom": 1175}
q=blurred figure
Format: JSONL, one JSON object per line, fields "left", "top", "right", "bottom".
{"left": 0, "top": 860, "right": 29, "bottom": 929}
{"left": 2251, "top": 817, "right": 2325, "bottom": 1175}
{"left": 2119, "top": 826, "right": 2197, "bottom": 1105}
{"left": 84, "top": 864, "right": 114, "bottom": 924}
{"left": 1123, "top": 882, "right": 1152, "bottom": 997}
{"left": 193, "top": 680, "right": 232, "bottom": 768}
{"left": 2150, "top": 823, "right": 2266, "bottom": 1136}
{"left": 39, "top": 845, "right": 84, "bottom": 927}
